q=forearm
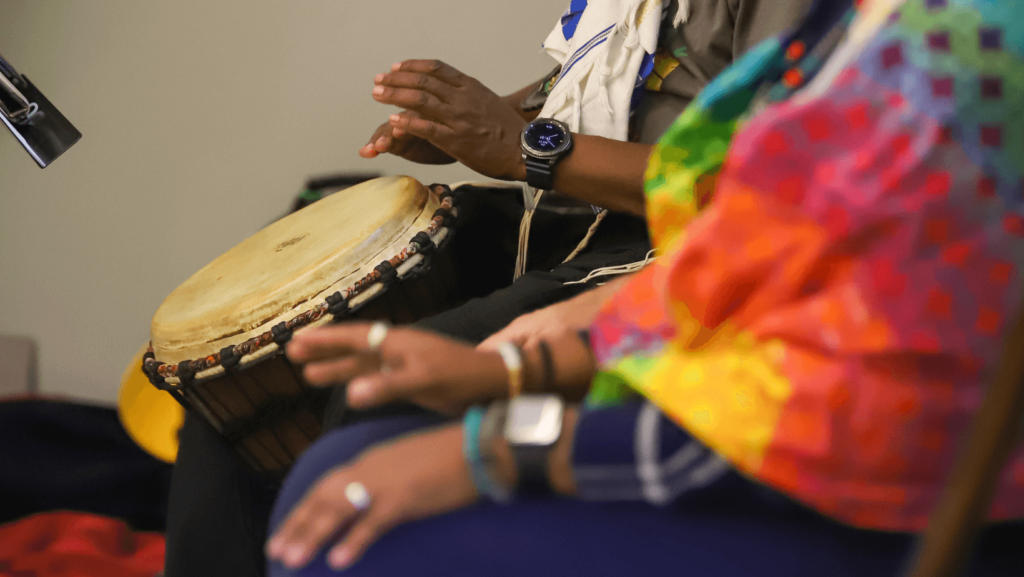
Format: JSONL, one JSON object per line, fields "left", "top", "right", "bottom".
{"left": 514, "top": 134, "right": 651, "bottom": 217}
{"left": 518, "top": 330, "right": 597, "bottom": 402}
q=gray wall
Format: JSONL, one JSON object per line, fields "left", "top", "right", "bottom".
{"left": 0, "top": 0, "right": 563, "bottom": 403}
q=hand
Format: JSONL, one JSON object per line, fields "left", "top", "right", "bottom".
{"left": 266, "top": 425, "right": 476, "bottom": 571}
{"left": 478, "top": 284, "right": 619, "bottom": 352}
{"left": 286, "top": 323, "right": 509, "bottom": 415}
{"left": 371, "top": 60, "right": 528, "bottom": 181}
{"left": 478, "top": 301, "right": 589, "bottom": 352}
{"left": 358, "top": 110, "right": 455, "bottom": 164}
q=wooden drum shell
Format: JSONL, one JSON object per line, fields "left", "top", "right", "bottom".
{"left": 144, "top": 177, "right": 462, "bottom": 476}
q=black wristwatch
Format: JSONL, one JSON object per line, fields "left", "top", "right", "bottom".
{"left": 520, "top": 118, "right": 574, "bottom": 191}
{"left": 503, "top": 394, "right": 565, "bottom": 495}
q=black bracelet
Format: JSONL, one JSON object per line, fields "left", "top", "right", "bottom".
{"left": 537, "top": 340, "right": 555, "bottom": 393}
{"left": 577, "top": 329, "right": 591, "bottom": 347}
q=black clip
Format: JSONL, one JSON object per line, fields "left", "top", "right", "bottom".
{"left": 220, "top": 345, "right": 241, "bottom": 368}
{"left": 271, "top": 322, "right": 292, "bottom": 345}
{"left": 175, "top": 359, "right": 195, "bottom": 388}
{"left": 432, "top": 208, "right": 455, "bottom": 228}
{"left": 410, "top": 231, "right": 437, "bottom": 256}
{"left": 324, "top": 291, "right": 350, "bottom": 318}
{"left": 374, "top": 261, "right": 399, "bottom": 286}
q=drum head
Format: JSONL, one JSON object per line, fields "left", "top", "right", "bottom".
{"left": 151, "top": 176, "right": 434, "bottom": 363}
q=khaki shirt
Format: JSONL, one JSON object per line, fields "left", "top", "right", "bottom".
{"left": 632, "top": 0, "right": 812, "bottom": 143}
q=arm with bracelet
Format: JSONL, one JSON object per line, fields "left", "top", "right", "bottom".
{"left": 287, "top": 320, "right": 597, "bottom": 414}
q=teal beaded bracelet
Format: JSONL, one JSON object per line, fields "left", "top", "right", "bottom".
{"left": 463, "top": 406, "right": 496, "bottom": 499}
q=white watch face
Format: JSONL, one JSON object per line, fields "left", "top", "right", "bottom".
{"left": 504, "top": 395, "right": 564, "bottom": 446}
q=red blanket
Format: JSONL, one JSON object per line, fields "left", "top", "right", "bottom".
{"left": 0, "top": 512, "right": 164, "bottom": 577}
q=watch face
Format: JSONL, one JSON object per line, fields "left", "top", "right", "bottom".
{"left": 523, "top": 121, "right": 569, "bottom": 156}
{"left": 505, "top": 395, "right": 564, "bottom": 446}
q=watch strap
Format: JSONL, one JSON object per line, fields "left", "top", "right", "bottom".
{"left": 524, "top": 156, "right": 555, "bottom": 191}
{"left": 511, "top": 443, "right": 555, "bottom": 496}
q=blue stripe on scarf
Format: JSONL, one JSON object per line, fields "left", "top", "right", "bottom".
{"left": 561, "top": 0, "right": 589, "bottom": 41}
{"left": 553, "top": 24, "right": 616, "bottom": 90}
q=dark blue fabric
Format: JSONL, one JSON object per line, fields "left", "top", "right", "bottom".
{"left": 573, "top": 401, "right": 693, "bottom": 467}
{"left": 561, "top": 0, "right": 589, "bottom": 41}
{"left": 0, "top": 399, "right": 172, "bottom": 532}
{"left": 572, "top": 400, "right": 642, "bottom": 466}
{"left": 268, "top": 415, "right": 1024, "bottom": 577}
{"left": 631, "top": 51, "right": 657, "bottom": 111}
{"left": 573, "top": 401, "right": 725, "bottom": 502}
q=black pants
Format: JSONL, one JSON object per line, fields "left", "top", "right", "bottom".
{"left": 163, "top": 188, "right": 651, "bottom": 577}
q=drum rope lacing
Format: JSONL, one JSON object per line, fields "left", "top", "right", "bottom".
{"left": 142, "top": 184, "right": 457, "bottom": 390}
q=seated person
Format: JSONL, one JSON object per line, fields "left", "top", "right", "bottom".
{"left": 267, "top": 0, "right": 1024, "bottom": 575}
{"left": 163, "top": 1, "right": 812, "bottom": 576}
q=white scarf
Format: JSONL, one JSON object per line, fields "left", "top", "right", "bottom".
{"left": 537, "top": 0, "right": 688, "bottom": 140}
{"left": 514, "top": 0, "right": 689, "bottom": 279}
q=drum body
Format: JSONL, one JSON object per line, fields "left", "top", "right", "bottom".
{"left": 143, "top": 176, "right": 460, "bottom": 476}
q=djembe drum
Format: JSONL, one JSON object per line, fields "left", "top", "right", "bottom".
{"left": 141, "top": 176, "right": 460, "bottom": 476}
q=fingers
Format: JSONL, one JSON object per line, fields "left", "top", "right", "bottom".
{"left": 360, "top": 123, "right": 393, "bottom": 158}
{"left": 390, "top": 114, "right": 455, "bottom": 145}
{"left": 346, "top": 369, "right": 425, "bottom": 410}
{"left": 390, "top": 59, "right": 467, "bottom": 85}
{"left": 387, "top": 113, "right": 412, "bottom": 140}
{"left": 326, "top": 509, "right": 396, "bottom": 570}
{"left": 373, "top": 85, "right": 450, "bottom": 118}
{"left": 267, "top": 471, "right": 359, "bottom": 569}
{"left": 302, "top": 353, "right": 381, "bottom": 387}
{"left": 476, "top": 319, "right": 530, "bottom": 351}
{"left": 286, "top": 324, "right": 376, "bottom": 363}
{"left": 476, "top": 333, "right": 502, "bottom": 351}
{"left": 376, "top": 71, "right": 456, "bottom": 101}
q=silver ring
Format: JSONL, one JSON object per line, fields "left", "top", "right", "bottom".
{"left": 366, "top": 322, "right": 390, "bottom": 352}
{"left": 344, "top": 481, "right": 371, "bottom": 511}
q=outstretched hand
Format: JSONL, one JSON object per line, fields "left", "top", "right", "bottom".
{"left": 286, "top": 323, "right": 509, "bottom": 415}
{"left": 367, "top": 60, "right": 528, "bottom": 181}
{"left": 358, "top": 109, "right": 455, "bottom": 164}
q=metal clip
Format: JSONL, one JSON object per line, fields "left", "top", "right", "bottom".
{"left": 0, "top": 71, "right": 38, "bottom": 123}
{"left": 0, "top": 51, "right": 36, "bottom": 123}
{"left": 0, "top": 50, "right": 82, "bottom": 168}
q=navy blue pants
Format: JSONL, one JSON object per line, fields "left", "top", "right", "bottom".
{"left": 268, "top": 415, "right": 1024, "bottom": 577}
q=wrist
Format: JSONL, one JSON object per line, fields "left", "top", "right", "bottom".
{"left": 489, "top": 425, "right": 518, "bottom": 490}
{"left": 484, "top": 402, "right": 577, "bottom": 496}
{"left": 511, "top": 154, "right": 528, "bottom": 182}
{"left": 519, "top": 345, "right": 547, "bottom": 395}
{"left": 520, "top": 118, "right": 573, "bottom": 189}
{"left": 481, "top": 350, "right": 514, "bottom": 400}
{"left": 548, "top": 406, "right": 578, "bottom": 495}
{"left": 463, "top": 406, "right": 510, "bottom": 502}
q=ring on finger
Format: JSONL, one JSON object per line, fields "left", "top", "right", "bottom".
{"left": 366, "top": 322, "right": 390, "bottom": 352}
{"left": 344, "top": 481, "right": 372, "bottom": 511}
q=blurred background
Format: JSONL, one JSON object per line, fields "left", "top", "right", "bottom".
{"left": 0, "top": 0, "right": 564, "bottom": 404}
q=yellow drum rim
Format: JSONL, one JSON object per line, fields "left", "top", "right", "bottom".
{"left": 118, "top": 343, "right": 183, "bottom": 463}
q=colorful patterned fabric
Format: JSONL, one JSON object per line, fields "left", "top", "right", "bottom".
{"left": 589, "top": 0, "right": 1024, "bottom": 531}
